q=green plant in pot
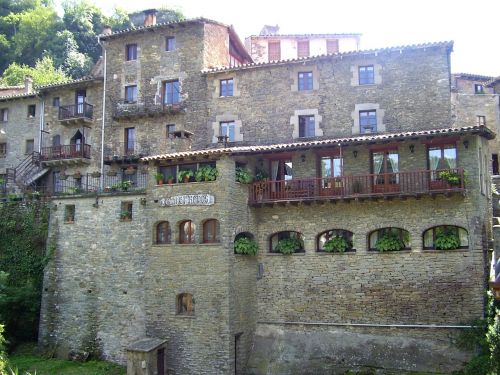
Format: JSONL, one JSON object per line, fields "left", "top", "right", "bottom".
{"left": 438, "top": 170, "right": 461, "bottom": 186}
{"left": 154, "top": 172, "right": 164, "bottom": 185}
{"left": 167, "top": 175, "right": 175, "bottom": 184}
{"left": 178, "top": 170, "right": 194, "bottom": 183}
{"left": 375, "top": 231, "right": 406, "bottom": 252}
{"left": 323, "top": 236, "right": 350, "bottom": 253}
{"left": 435, "top": 229, "right": 461, "bottom": 250}
{"left": 234, "top": 236, "right": 259, "bottom": 255}
{"left": 275, "top": 237, "right": 302, "bottom": 255}
{"left": 121, "top": 180, "right": 133, "bottom": 191}
{"left": 195, "top": 165, "right": 218, "bottom": 182}
{"left": 236, "top": 167, "right": 253, "bottom": 183}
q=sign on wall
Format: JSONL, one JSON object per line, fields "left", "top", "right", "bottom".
{"left": 159, "top": 194, "right": 215, "bottom": 207}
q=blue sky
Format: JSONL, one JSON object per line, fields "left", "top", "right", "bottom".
{"left": 58, "top": 0, "right": 500, "bottom": 77}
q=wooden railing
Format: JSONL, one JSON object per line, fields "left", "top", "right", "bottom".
{"left": 248, "top": 169, "right": 465, "bottom": 204}
{"left": 58, "top": 102, "right": 93, "bottom": 121}
{"left": 40, "top": 144, "right": 91, "bottom": 161}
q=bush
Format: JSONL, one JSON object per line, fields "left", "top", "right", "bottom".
{"left": 234, "top": 237, "right": 259, "bottom": 256}
{"left": 323, "top": 236, "right": 350, "bottom": 253}
{"left": 435, "top": 229, "right": 461, "bottom": 250}
{"left": 375, "top": 232, "right": 405, "bottom": 252}
{"left": 275, "top": 238, "right": 302, "bottom": 255}
{"left": 235, "top": 167, "right": 253, "bottom": 184}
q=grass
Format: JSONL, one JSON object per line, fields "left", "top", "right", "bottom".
{"left": 8, "top": 344, "right": 125, "bottom": 375}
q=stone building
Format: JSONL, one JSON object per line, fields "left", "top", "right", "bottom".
{"left": 0, "top": 9, "right": 497, "bottom": 375}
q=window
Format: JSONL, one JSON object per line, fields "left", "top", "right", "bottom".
{"left": 270, "top": 231, "right": 304, "bottom": 254}
{"left": 125, "top": 85, "right": 137, "bottom": 103}
{"left": 268, "top": 41, "right": 281, "bottom": 61}
{"left": 320, "top": 155, "right": 343, "bottom": 189}
{"left": 372, "top": 149, "right": 399, "bottom": 190}
{"left": 159, "top": 165, "right": 177, "bottom": 183}
{"left": 220, "top": 121, "right": 236, "bottom": 142}
{"left": 176, "top": 293, "right": 194, "bottom": 315}
{"left": 203, "top": 219, "right": 220, "bottom": 243}
{"left": 27, "top": 104, "right": 36, "bottom": 118}
{"left": 64, "top": 205, "right": 75, "bottom": 223}
{"left": 477, "top": 115, "right": 486, "bottom": 126}
{"left": 166, "top": 124, "right": 176, "bottom": 138}
{"left": 298, "top": 72, "right": 313, "bottom": 91}
{"left": 475, "top": 84, "right": 484, "bottom": 94}
{"left": 124, "top": 127, "right": 135, "bottom": 155}
{"left": 179, "top": 220, "right": 194, "bottom": 244}
{"left": 0, "top": 143, "right": 6, "bottom": 157}
{"left": 297, "top": 40, "right": 310, "bottom": 58}
{"left": 359, "top": 65, "right": 375, "bottom": 85}
{"left": 326, "top": 39, "right": 339, "bottom": 54}
{"left": 369, "top": 228, "right": 410, "bottom": 251}
{"left": 120, "top": 201, "right": 133, "bottom": 221}
{"left": 317, "top": 229, "right": 354, "bottom": 252}
{"left": 220, "top": 79, "right": 234, "bottom": 97}
{"left": 25, "top": 139, "right": 34, "bottom": 154}
{"left": 165, "top": 36, "right": 175, "bottom": 51}
{"left": 423, "top": 226, "right": 468, "bottom": 250}
{"left": 427, "top": 144, "right": 457, "bottom": 179}
{"left": 156, "top": 221, "right": 171, "bottom": 244}
{"left": 359, "top": 110, "right": 377, "bottom": 133}
{"left": 163, "top": 80, "right": 180, "bottom": 105}
{"left": 126, "top": 44, "right": 137, "bottom": 61}
{"left": 52, "top": 97, "right": 60, "bottom": 107}
{"left": 298, "top": 115, "right": 315, "bottom": 137}
{"left": 0, "top": 108, "right": 8, "bottom": 122}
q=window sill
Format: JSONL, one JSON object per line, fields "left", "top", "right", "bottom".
{"left": 316, "top": 250, "right": 356, "bottom": 255}
{"left": 199, "top": 242, "right": 220, "bottom": 246}
{"left": 266, "top": 252, "right": 306, "bottom": 256}
{"left": 64, "top": 221, "right": 75, "bottom": 224}
{"left": 357, "top": 83, "right": 377, "bottom": 87}
{"left": 367, "top": 249, "right": 412, "bottom": 254}
{"left": 120, "top": 218, "right": 132, "bottom": 222}
{"left": 175, "top": 314, "right": 195, "bottom": 319}
{"left": 421, "top": 248, "right": 469, "bottom": 253}
{"left": 218, "top": 95, "right": 235, "bottom": 98}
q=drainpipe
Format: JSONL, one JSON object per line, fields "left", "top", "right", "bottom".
{"left": 97, "top": 36, "right": 107, "bottom": 188}
{"left": 39, "top": 97, "right": 45, "bottom": 153}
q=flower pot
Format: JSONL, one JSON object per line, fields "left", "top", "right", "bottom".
{"left": 124, "top": 168, "right": 136, "bottom": 175}
{"left": 168, "top": 179, "right": 174, "bottom": 184}
{"left": 183, "top": 176, "right": 189, "bottom": 183}
{"left": 157, "top": 180, "right": 164, "bottom": 185}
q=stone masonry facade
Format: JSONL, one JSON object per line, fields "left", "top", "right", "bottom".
{"left": 0, "top": 12, "right": 497, "bottom": 375}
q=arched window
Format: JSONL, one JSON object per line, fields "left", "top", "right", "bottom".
{"left": 179, "top": 220, "right": 194, "bottom": 244}
{"left": 368, "top": 227, "right": 410, "bottom": 251}
{"left": 317, "top": 229, "right": 354, "bottom": 252}
{"left": 423, "top": 226, "right": 468, "bottom": 250}
{"left": 203, "top": 219, "right": 220, "bottom": 243}
{"left": 156, "top": 221, "right": 171, "bottom": 244}
{"left": 234, "top": 232, "right": 259, "bottom": 255}
{"left": 270, "top": 231, "right": 304, "bottom": 254}
{"left": 176, "top": 293, "right": 194, "bottom": 315}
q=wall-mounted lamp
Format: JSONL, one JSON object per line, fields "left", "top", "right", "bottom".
{"left": 463, "top": 140, "right": 469, "bottom": 149}
{"left": 300, "top": 154, "right": 306, "bottom": 162}
{"left": 409, "top": 144, "right": 415, "bottom": 153}
{"left": 353, "top": 150, "right": 358, "bottom": 158}
{"left": 140, "top": 197, "right": 147, "bottom": 206}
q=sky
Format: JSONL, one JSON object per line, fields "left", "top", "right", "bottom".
{"left": 70, "top": 0, "right": 499, "bottom": 77}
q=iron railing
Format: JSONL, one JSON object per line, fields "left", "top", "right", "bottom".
{"left": 248, "top": 169, "right": 465, "bottom": 204}
{"left": 40, "top": 144, "right": 91, "bottom": 161}
{"left": 58, "top": 102, "right": 94, "bottom": 121}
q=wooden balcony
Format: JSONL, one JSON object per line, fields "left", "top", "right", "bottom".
{"left": 40, "top": 144, "right": 91, "bottom": 166}
{"left": 58, "top": 103, "right": 94, "bottom": 125}
{"left": 248, "top": 169, "right": 465, "bottom": 206}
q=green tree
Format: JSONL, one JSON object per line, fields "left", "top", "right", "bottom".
{"left": 0, "top": 56, "right": 68, "bottom": 87}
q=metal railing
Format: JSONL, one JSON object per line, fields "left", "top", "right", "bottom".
{"left": 113, "top": 97, "right": 185, "bottom": 118}
{"left": 248, "top": 169, "right": 465, "bottom": 204}
{"left": 58, "top": 102, "right": 94, "bottom": 121}
{"left": 40, "top": 144, "right": 91, "bottom": 161}
{"left": 103, "top": 141, "right": 152, "bottom": 161}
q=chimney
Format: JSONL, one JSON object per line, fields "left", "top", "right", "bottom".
{"left": 143, "top": 9, "right": 158, "bottom": 27}
{"left": 24, "top": 76, "right": 33, "bottom": 93}
{"left": 102, "top": 25, "right": 112, "bottom": 35}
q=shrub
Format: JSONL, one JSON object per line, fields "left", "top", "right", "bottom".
{"left": 275, "top": 237, "right": 302, "bottom": 255}
{"left": 235, "top": 167, "right": 253, "bottom": 184}
{"left": 375, "top": 232, "right": 405, "bottom": 252}
{"left": 234, "top": 237, "right": 259, "bottom": 256}
{"left": 323, "top": 236, "right": 350, "bottom": 253}
{"left": 435, "top": 229, "right": 461, "bottom": 250}
{"left": 438, "top": 170, "right": 461, "bottom": 185}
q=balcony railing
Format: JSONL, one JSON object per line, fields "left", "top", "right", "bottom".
{"left": 103, "top": 141, "right": 152, "bottom": 162}
{"left": 58, "top": 103, "right": 94, "bottom": 121}
{"left": 113, "top": 98, "right": 185, "bottom": 119}
{"left": 40, "top": 144, "right": 91, "bottom": 161}
{"left": 248, "top": 169, "right": 465, "bottom": 205}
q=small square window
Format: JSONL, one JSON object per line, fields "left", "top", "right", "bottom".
{"left": 359, "top": 110, "right": 377, "bottom": 133}
{"left": 125, "top": 85, "right": 138, "bottom": 103}
{"left": 220, "top": 121, "right": 236, "bottom": 142}
{"left": 298, "top": 72, "right": 313, "bottom": 91}
{"left": 0, "top": 108, "right": 8, "bottom": 122}
{"left": 166, "top": 36, "right": 175, "bottom": 51}
{"left": 27, "top": 104, "right": 36, "bottom": 118}
{"left": 64, "top": 205, "right": 75, "bottom": 223}
{"left": 120, "top": 201, "right": 133, "bottom": 221}
{"left": 477, "top": 116, "right": 486, "bottom": 126}
{"left": 166, "top": 124, "right": 176, "bottom": 138}
{"left": 220, "top": 79, "right": 234, "bottom": 97}
{"left": 25, "top": 139, "right": 34, "bottom": 154}
{"left": 297, "top": 40, "right": 310, "bottom": 58}
{"left": 0, "top": 143, "right": 6, "bottom": 157}
{"left": 299, "top": 115, "right": 315, "bottom": 138}
{"left": 359, "top": 65, "right": 375, "bottom": 85}
{"left": 53, "top": 97, "right": 60, "bottom": 107}
{"left": 126, "top": 44, "right": 137, "bottom": 61}
{"left": 475, "top": 84, "right": 484, "bottom": 94}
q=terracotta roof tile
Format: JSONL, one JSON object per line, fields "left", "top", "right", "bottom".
{"left": 249, "top": 33, "right": 362, "bottom": 38}
{"left": 142, "top": 125, "right": 492, "bottom": 162}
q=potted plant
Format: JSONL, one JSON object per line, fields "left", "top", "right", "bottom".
{"left": 59, "top": 171, "right": 68, "bottom": 180}
{"left": 323, "top": 236, "right": 350, "bottom": 253}
{"left": 107, "top": 169, "right": 117, "bottom": 177}
{"left": 73, "top": 171, "right": 81, "bottom": 179}
{"left": 434, "top": 229, "right": 461, "bottom": 250}
{"left": 124, "top": 166, "right": 136, "bottom": 175}
{"left": 121, "top": 180, "right": 133, "bottom": 191}
{"left": 90, "top": 171, "right": 101, "bottom": 178}
{"left": 438, "top": 170, "right": 461, "bottom": 186}
{"left": 195, "top": 165, "right": 218, "bottom": 182}
{"left": 234, "top": 237, "right": 259, "bottom": 255}
{"left": 236, "top": 167, "right": 253, "bottom": 184}
{"left": 120, "top": 211, "right": 131, "bottom": 221}
{"left": 167, "top": 175, "right": 175, "bottom": 184}
{"left": 375, "top": 232, "right": 405, "bottom": 252}
{"left": 154, "top": 172, "right": 164, "bottom": 185}
{"left": 275, "top": 237, "right": 302, "bottom": 255}
{"left": 178, "top": 170, "right": 194, "bottom": 183}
